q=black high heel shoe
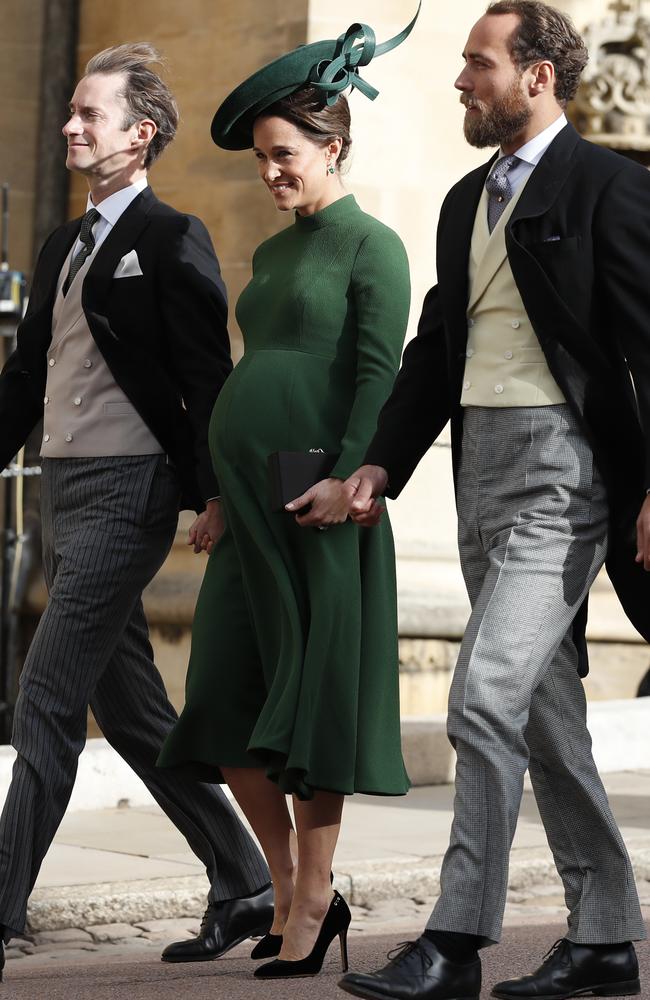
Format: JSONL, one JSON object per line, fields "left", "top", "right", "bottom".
{"left": 251, "top": 932, "right": 282, "bottom": 960}
{"left": 254, "top": 890, "right": 350, "bottom": 979}
{"left": 252, "top": 870, "right": 335, "bottom": 961}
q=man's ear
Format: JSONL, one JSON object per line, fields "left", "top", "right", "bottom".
{"left": 132, "top": 118, "right": 157, "bottom": 148}
{"left": 528, "top": 60, "right": 555, "bottom": 97}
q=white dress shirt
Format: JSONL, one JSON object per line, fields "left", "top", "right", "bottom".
{"left": 487, "top": 114, "right": 568, "bottom": 195}
{"left": 72, "top": 176, "right": 149, "bottom": 257}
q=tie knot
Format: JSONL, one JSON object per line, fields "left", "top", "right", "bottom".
{"left": 79, "top": 208, "right": 100, "bottom": 246}
{"left": 485, "top": 155, "right": 518, "bottom": 196}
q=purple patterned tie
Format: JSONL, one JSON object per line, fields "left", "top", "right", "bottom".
{"left": 485, "top": 155, "right": 518, "bottom": 233}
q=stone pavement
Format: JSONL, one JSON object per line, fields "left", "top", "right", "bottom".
{"left": 1, "top": 926, "right": 648, "bottom": 1000}
{"left": 3, "top": 770, "right": 648, "bottom": 969}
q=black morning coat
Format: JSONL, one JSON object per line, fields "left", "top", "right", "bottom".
{"left": 365, "top": 122, "right": 650, "bottom": 662}
{"left": 0, "top": 187, "right": 232, "bottom": 512}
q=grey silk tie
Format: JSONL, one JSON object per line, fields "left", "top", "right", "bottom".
{"left": 63, "top": 208, "right": 101, "bottom": 295}
{"left": 485, "top": 155, "right": 518, "bottom": 233}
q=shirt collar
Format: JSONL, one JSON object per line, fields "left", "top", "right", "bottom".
{"left": 506, "top": 113, "right": 568, "bottom": 167}
{"left": 86, "top": 177, "right": 148, "bottom": 226}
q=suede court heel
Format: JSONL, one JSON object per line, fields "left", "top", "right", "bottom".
{"left": 254, "top": 890, "right": 350, "bottom": 979}
{"left": 251, "top": 932, "right": 282, "bottom": 960}
{"left": 252, "top": 870, "right": 335, "bottom": 961}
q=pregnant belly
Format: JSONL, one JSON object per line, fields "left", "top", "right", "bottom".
{"left": 210, "top": 350, "right": 352, "bottom": 470}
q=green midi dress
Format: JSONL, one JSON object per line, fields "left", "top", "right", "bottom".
{"left": 158, "top": 194, "right": 411, "bottom": 799}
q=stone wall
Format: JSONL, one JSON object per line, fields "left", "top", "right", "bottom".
{"left": 0, "top": 0, "right": 46, "bottom": 273}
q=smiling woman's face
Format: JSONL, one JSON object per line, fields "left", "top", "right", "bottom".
{"left": 252, "top": 115, "right": 341, "bottom": 217}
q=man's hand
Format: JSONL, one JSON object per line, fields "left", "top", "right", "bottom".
{"left": 286, "top": 478, "right": 357, "bottom": 528}
{"left": 188, "top": 499, "right": 225, "bottom": 555}
{"left": 347, "top": 464, "right": 389, "bottom": 528}
{"left": 635, "top": 494, "right": 650, "bottom": 570}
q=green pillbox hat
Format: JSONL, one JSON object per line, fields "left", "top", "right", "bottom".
{"left": 211, "top": 2, "right": 421, "bottom": 150}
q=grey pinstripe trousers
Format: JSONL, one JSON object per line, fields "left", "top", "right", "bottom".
{"left": 0, "top": 456, "right": 269, "bottom": 937}
{"left": 428, "top": 405, "right": 645, "bottom": 946}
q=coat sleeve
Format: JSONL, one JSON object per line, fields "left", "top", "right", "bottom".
{"left": 593, "top": 162, "right": 650, "bottom": 490}
{"left": 364, "top": 282, "right": 452, "bottom": 498}
{"left": 157, "top": 215, "right": 233, "bottom": 501}
{"left": 328, "top": 227, "right": 411, "bottom": 480}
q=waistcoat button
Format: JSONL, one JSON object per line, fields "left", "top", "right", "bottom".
{"left": 495, "top": 384, "right": 504, "bottom": 394}
{"left": 73, "top": 397, "right": 82, "bottom": 406}
{"left": 463, "top": 380, "right": 472, "bottom": 390}
{"left": 43, "top": 434, "right": 50, "bottom": 443}
{"left": 466, "top": 348, "right": 475, "bottom": 358}
{"left": 48, "top": 358, "right": 55, "bottom": 367}
{"left": 511, "top": 319, "right": 520, "bottom": 329}
{"left": 83, "top": 359, "right": 92, "bottom": 369}
{"left": 65, "top": 433, "right": 73, "bottom": 443}
{"left": 44, "top": 396, "right": 49, "bottom": 405}
{"left": 504, "top": 350, "right": 513, "bottom": 360}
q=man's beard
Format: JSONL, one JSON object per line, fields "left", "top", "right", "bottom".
{"left": 462, "top": 77, "right": 532, "bottom": 149}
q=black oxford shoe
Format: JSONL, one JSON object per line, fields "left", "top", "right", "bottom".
{"left": 338, "top": 935, "right": 481, "bottom": 1000}
{"left": 161, "top": 883, "right": 273, "bottom": 963}
{"left": 491, "top": 938, "right": 640, "bottom": 998}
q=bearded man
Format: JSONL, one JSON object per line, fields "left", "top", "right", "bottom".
{"left": 339, "top": 2, "right": 649, "bottom": 999}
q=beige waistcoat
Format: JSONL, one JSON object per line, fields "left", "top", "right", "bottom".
{"left": 40, "top": 247, "right": 163, "bottom": 457}
{"left": 460, "top": 177, "right": 565, "bottom": 407}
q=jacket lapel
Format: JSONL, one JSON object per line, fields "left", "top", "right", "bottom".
{"left": 29, "top": 221, "right": 79, "bottom": 321}
{"left": 506, "top": 122, "right": 580, "bottom": 235}
{"left": 82, "top": 186, "right": 155, "bottom": 313}
{"left": 437, "top": 157, "right": 495, "bottom": 346}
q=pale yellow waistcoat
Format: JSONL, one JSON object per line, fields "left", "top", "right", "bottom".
{"left": 460, "top": 177, "right": 565, "bottom": 407}
{"left": 41, "top": 247, "right": 163, "bottom": 457}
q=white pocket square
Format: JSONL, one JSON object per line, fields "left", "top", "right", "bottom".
{"left": 113, "top": 249, "right": 143, "bottom": 278}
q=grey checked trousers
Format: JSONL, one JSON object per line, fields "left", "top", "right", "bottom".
{"left": 428, "top": 405, "right": 645, "bottom": 946}
{"left": 0, "top": 456, "right": 269, "bottom": 936}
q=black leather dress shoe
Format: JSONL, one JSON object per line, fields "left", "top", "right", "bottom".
{"left": 161, "top": 883, "right": 273, "bottom": 963}
{"left": 338, "top": 935, "right": 481, "bottom": 999}
{"left": 491, "top": 938, "right": 640, "bottom": 998}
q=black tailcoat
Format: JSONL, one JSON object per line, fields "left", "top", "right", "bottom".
{"left": 0, "top": 187, "right": 232, "bottom": 511}
{"left": 366, "top": 124, "right": 650, "bottom": 648}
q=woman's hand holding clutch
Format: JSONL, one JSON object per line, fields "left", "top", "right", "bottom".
{"left": 286, "top": 477, "right": 358, "bottom": 528}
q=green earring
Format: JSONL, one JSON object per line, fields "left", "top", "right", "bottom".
{"left": 328, "top": 164, "right": 335, "bottom": 174}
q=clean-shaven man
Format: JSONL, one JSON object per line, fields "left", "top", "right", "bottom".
{"left": 339, "top": 3, "right": 648, "bottom": 999}
{"left": 0, "top": 43, "right": 273, "bottom": 978}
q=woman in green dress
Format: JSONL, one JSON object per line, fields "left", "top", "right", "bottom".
{"left": 159, "top": 9, "right": 419, "bottom": 980}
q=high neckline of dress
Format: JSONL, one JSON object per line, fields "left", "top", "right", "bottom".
{"left": 294, "top": 194, "right": 358, "bottom": 231}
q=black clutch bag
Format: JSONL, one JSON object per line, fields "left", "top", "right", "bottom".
{"left": 267, "top": 450, "right": 339, "bottom": 511}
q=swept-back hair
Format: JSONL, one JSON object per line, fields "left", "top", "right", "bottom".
{"left": 487, "top": 1, "right": 588, "bottom": 105}
{"left": 85, "top": 43, "right": 179, "bottom": 166}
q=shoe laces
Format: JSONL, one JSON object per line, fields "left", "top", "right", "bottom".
{"left": 200, "top": 903, "right": 218, "bottom": 932}
{"left": 542, "top": 939, "right": 567, "bottom": 963}
{"left": 387, "top": 941, "right": 433, "bottom": 972}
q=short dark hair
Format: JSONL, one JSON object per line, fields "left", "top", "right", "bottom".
{"left": 257, "top": 85, "right": 352, "bottom": 168}
{"left": 85, "top": 43, "right": 179, "bottom": 167}
{"left": 486, "top": 0, "right": 588, "bottom": 106}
